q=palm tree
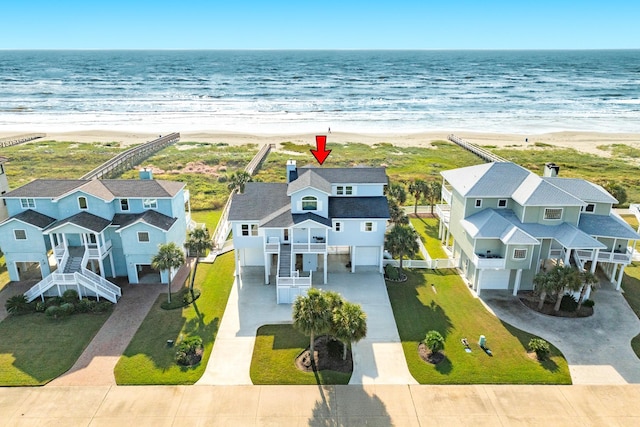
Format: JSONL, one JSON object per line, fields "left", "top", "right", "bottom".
{"left": 577, "top": 270, "right": 600, "bottom": 310}
{"left": 426, "top": 180, "right": 442, "bottom": 216}
{"left": 332, "top": 301, "right": 367, "bottom": 360}
{"left": 184, "top": 227, "right": 214, "bottom": 295}
{"left": 292, "top": 288, "right": 333, "bottom": 365}
{"left": 424, "top": 330, "right": 445, "bottom": 355}
{"left": 386, "top": 182, "right": 407, "bottom": 205}
{"left": 227, "top": 171, "right": 252, "bottom": 194}
{"left": 533, "top": 268, "right": 557, "bottom": 310}
{"left": 408, "top": 179, "right": 427, "bottom": 216}
{"left": 553, "top": 265, "right": 582, "bottom": 312}
{"left": 385, "top": 224, "right": 419, "bottom": 272}
{"left": 388, "top": 200, "right": 409, "bottom": 226}
{"left": 151, "top": 242, "right": 185, "bottom": 303}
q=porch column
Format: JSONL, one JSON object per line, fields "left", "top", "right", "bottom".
{"left": 616, "top": 265, "right": 626, "bottom": 290}
{"left": 264, "top": 252, "right": 269, "bottom": 284}
{"left": 379, "top": 246, "right": 384, "bottom": 274}
{"left": 109, "top": 252, "right": 116, "bottom": 278}
{"left": 564, "top": 248, "right": 571, "bottom": 266}
{"left": 98, "top": 258, "right": 105, "bottom": 278}
{"left": 590, "top": 249, "right": 599, "bottom": 274}
{"left": 611, "top": 263, "right": 618, "bottom": 284}
{"left": 307, "top": 228, "right": 311, "bottom": 252}
{"left": 235, "top": 250, "right": 241, "bottom": 277}
{"left": 48, "top": 234, "right": 55, "bottom": 253}
{"left": 323, "top": 253, "right": 327, "bottom": 284}
{"left": 351, "top": 246, "right": 356, "bottom": 273}
{"left": 438, "top": 219, "right": 443, "bottom": 239}
{"left": 445, "top": 228, "right": 451, "bottom": 247}
{"left": 476, "top": 269, "right": 483, "bottom": 296}
{"left": 513, "top": 268, "right": 523, "bottom": 296}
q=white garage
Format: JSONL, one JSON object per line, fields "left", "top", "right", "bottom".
{"left": 476, "top": 269, "right": 511, "bottom": 292}
{"left": 353, "top": 246, "right": 381, "bottom": 266}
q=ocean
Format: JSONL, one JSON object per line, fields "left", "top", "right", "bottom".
{"left": 0, "top": 50, "right": 639, "bottom": 134}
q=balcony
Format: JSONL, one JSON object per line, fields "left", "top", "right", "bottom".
{"left": 55, "top": 241, "right": 112, "bottom": 260}
{"left": 265, "top": 237, "right": 280, "bottom": 253}
{"left": 435, "top": 204, "right": 451, "bottom": 224}
{"left": 577, "top": 248, "right": 633, "bottom": 264}
{"left": 441, "top": 187, "right": 452, "bottom": 205}
{"left": 292, "top": 242, "right": 327, "bottom": 253}
{"left": 473, "top": 253, "right": 506, "bottom": 269}
{"left": 549, "top": 248, "right": 565, "bottom": 259}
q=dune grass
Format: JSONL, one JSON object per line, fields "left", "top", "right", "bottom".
{"left": 0, "top": 310, "right": 111, "bottom": 385}
{"left": 410, "top": 217, "right": 448, "bottom": 259}
{"left": 386, "top": 269, "right": 571, "bottom": 384}
{"left": 250, "top": 324, "right": 351, "bottom": 385}
{"left": 114, "top": 251, "right": 235, "bottom": 384}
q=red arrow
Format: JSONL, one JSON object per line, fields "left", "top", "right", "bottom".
{"left": 311, "top": 135, "right": 331, "bottom": 165}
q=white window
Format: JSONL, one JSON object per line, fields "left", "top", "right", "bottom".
{"left": 20, "top": 198, "right": 35, "bottom": 209}
{"left": 544, "top": 208, "right": 563, "bottom": 220}
{"left": 302, "top": 196, "right": 318, "bottom": 211}
{"left": 513, "top": 248, "right": 527, "bottom": 259}
{"left": 362, "top": 221, "right": 376, "bottom": 232}
{"left": 120, "top": 199, "right": 129, "bottom": 211}
{"left": 583, "top": 203, "right": 595, "bottom": 213}
{"left": 137, "top": 231, "right": 150, "bottom": 242}
{"left": 345, "top": 186, "right": 353, "bottom": 195}
{"left": 498, "top": 199, "right": 507, "bottom": 208}
{"left": 241, "top": 224, "right": 258, "bottom": 236}
{"left": 336, "top": 186, "right": 344, "bottom": 195}
{"left": 334, "top": 222, "right": 342, "bottom": 232}
{"left": 14, "top": 229, "right": 27, "bottom": 240}
{"left": 475, "top": 199, "right": 482, "bottom": 208}
{"left": 78, "top": 196, "right": 88, "bottom": 210}
{"left": 143, "top": 199, "right": 157, "bottom": 209}
{"left": 337, "top": 185, "right": 354, "bottom": 196}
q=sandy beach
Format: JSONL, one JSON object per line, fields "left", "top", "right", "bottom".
{"left": 2, "top": 129, "right": 640, "bottom": 157}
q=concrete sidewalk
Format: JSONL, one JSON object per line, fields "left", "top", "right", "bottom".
{"left": 482, "top": 281, "right": 640, "bottom": 385}
{"left": 197, "top": 267, "right": 416, "bottom": 385}
{"left": 3, "top": 384, "right": 640, "bottom": 425}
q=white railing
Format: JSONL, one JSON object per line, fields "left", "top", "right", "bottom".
{"left": 549, "top": 248, "right": 565, "bottom": 259}
{"left": 292, "top": 243, "right": 326, "bottom": 253}
{"left": 277, "top": 274, "right": 312, "bottom": 287}
{"left": 24, "top": 270, "right": 121, "bottom": 303}
{"left": 211, "top": 194, "right": 233, "bottom": 250}
{"left": 25, "top": 274, "right": 55, "bottom": 302}
{"left": 265, "top": 237, "right": 280, "bottom": 253}
{"left": 435, "top": 204, "right": 451, "bottom": 223}
{"left": 473, "top": 254, "right": 506, "bottom": 269}
{"left": 76, "top": 272, "right": 120, "bottom": 303}
{"left": 87, "top": 240, "right": 112, "bottom": 258}
{"left": 383, "top": 257, "right": 459, "bottom": 269}
{"left": 441, "top": 187, "right": 452, "bottom": 205}
{"left": 59, "top": 250, "right": 69, "bottom": 273}
{"left": 81, "top": 268, "right": 122, "bottom": 298}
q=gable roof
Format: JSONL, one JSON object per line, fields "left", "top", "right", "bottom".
{"left": 287, "top": 169, "right": 332, "bottom": 195}
{"left": 229, "top": 183, "right": 290, "bottom": 222}
{"left": 512, "top": 174, "right": 584, "bottom": 207}
{"left": 461, "top": 209, "right": 539, "bottom": 246}
{"left": 4, "top": 179, "right": 184, "bottom": 201}
{"left": 543, "top": 177, "right": 618, "bottom": 204}
{"left": 579, "top": 214, "right": 640, "bottom": 240}
{"left": 3, "top": 210, "right": 56, "bottom": 229}
{"left": 112, "top": 210, "right": 177, "bottom": 232}
{"left": 46, "top": 211, "right": 111, "bottom": 233}
{"left": 440, "top": 162, "right": 531, "bottom": 198}
{"left": 296, "top": 166, "right": 388, "bottom": 184}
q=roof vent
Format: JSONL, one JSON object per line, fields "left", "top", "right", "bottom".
{"left": 543, "top": 162, "right": 559, "bottom": 177}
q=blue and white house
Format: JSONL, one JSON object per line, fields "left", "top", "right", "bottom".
{"left": 228, "top": 160, "right": 390, "bottom": 303}
{"left": 0, "top": 169, "right": 191, "bottom": 303}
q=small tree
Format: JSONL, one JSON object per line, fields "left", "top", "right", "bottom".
{"left": 528, "top": 338, "right": 550, "bottom": 361}
{"left": 292, "top": 288, "right": 336, "bottom": 364}
{"left": 577, "top": 270, "right": 600, "bottom": 310}
{"left": 332, "top": 302, "right": 367, "bottom": 360}
{"left": 553, "top": 265, "right": 582, "bottom": 312}
{"left": 424, "top": 330, "right": 445, "bottom": 355}
{"left": 151, "top": 242, "right": 185, "bottom": 303}
{"left": 385, "top": 225, "right": 419, "bottom": 272}
{"left": 533, "top": 269, "right": 556, "bottom": 310}
{"left": 184, "top": 227, "right": 214, "bottom": 295}
{"left": 227, "top": 171, "right": 252, "bottom": 194}
{"left": 386, "top": 182, "right": 407, "bottom": 205}
{"left": 426, "top": 180, "right": 442, "bottom": 215}
{"left": 408, "top": 179, "right": 427, "bottom": 216}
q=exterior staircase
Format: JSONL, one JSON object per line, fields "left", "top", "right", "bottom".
{"left": 279, "top": 244, "right": 291, "bottom": 277}
{"left": 63, "top": 247, "right": 85, "bottom": 273}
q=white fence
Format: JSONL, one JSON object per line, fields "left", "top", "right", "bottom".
{"left": 383, "top": 258, "right": 458, "bottom": 270}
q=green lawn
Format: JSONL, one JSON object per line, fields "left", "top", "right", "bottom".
{"left": 0, "top": 255, "right": 10, "bottom": 293}
{"left": 409, "top": 217, "right": 448, "bottom": 259}
{"left": 0, "top": 311, "right": 111, "bottom": 385}
{"left": 114, "top": 251, "right": 235, "bottom": 384}
{"left": 621, "top": 262, "right": 640, "bottom": 358}
{"left": 386, "top": 269, "right": 571, "bottom": 384}
{"left": 250, "top": 324, "right": 351, "bottom": 385}
{"left": 191, "top": 209, "right": 222, "bottom": 231}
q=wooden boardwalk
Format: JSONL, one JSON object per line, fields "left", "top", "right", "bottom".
{"left": 80, "top": 133, "right": 180, "bottom": 180}
{"left": 0, "top": 133, "right": 45, "bottom": 148}
{"left": 448, "top": 134, "right": 506, "bottom": 163}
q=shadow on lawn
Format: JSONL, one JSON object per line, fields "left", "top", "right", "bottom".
{"left": 500, "top": 320, "right": 561, "bottom": 373}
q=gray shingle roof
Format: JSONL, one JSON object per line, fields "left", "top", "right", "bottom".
{"left": 287, "top": 169, "right": 332, "bottom": 195}
{"left": 512, "top": 175, "right": 584, "bottom": 207}
{"left": 3, "top": 179, "right": 184, "bottom": 200}
{"left": 297, "top": 166, "right": 388, "bottom": 185}
{"left": 579, "top": 214, "right": 640, "bottom": 240}
{"left": 112, "top": 210, "right": 177, "bottom": 232}
{"left": 440, "top": 162, "right": 531, "bottom": 198}
{"left": 229, "top": 183, "right": 290, "bottom": 222}
{"left": 543, "top": 177, "right": 618, "bottom": 204}
{"left": 7, "top": 210, "right": 56, "bottom": 229}
{"left": 329, "top": 197, "right": 390, "bottom": 219}
{"left": 46, "top": 211, "right": 111, "bottom": 233}
{"left": 461, "top": 209, "right": 540, "bottom": 245}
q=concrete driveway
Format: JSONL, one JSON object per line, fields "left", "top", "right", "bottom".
{"left": 482, "top": 281, "right": 640, "bottom": 384}
{"left": 197, "top": 265, "right": 416, "bottom": 385}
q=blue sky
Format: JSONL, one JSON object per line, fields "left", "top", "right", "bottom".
{"left": 3, "top": 1, "right": 639, "bottom": 49}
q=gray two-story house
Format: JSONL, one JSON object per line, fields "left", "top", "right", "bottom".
{"left": 228, "top": 160, "right": 390, "bottom": 303}
{"left": 437, "top": 162, "right": 639, "bottom": 296}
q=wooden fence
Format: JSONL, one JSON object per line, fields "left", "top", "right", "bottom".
{"left": 80, "top": 133, "right": 180, "bottom": 180}
{"left": 0, "top": 133, "right": 46, "bottom": 148}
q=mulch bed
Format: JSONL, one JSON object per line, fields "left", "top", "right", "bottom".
{"left": 519, "top": 292, "right": 593, "bottom": 318}
{"left": 418, "top": 343, "right": 445, "bottom": 364}
{"left": 295, "top": 335, "right": 353, "bottom": 373}
{"left": 177, "top": 347, "right": 203, "bottom": 366}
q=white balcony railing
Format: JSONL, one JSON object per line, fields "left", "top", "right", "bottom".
{"left": 473, "top": 254, "right": 506, "bottom": 269}
{"left": 576, "top": 248, "right": 633, "bottom": 264}
{"left": 549, "top": 248, "right": 565, "bottom": 259}
{"left": 292, "top": 243, "right": 327, "bottom": 253}
{"left": 441, "top": 187, "right": 452, "bottom": 205}
{"left": 435, "top": 204, "right": 451, "bottom": 224}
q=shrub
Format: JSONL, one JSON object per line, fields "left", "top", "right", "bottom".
{"left": 175, "top": 335, "right": 204, "bottom": 366}
{"left": 62, "top": 289, "right": 79, "bottom": 304}
{"left": 59, "top": 302, "right": 75, "bottom": 316}
{"left": 217, "top": 175, "right": 228, "bottom": 183}
{"left": 528, "top": 338, "right": 550, "bottom": 360}
{"left": 559, "top": 294, "right": 578, "bottom": 312}
{"left": 424, "top": 330, "right": 445, "bottom": 354}
{"left": 45, "top": 296, "right": 65, "bottom": 308}
{"left": 45, "top": 305, "right": 62, "bottom": 319}
{"left": 35, "top": 301, "right": 47, "bottom": 313}
{"left": 5, "top": 294, "right": 31, "bottom": 315}
{"left": 384, "top": 264, "right": 400, "bottom": 281}
{"left": 582, "top": 299, "right": 595, "bottom": 308}
{"left": 91, "top": 301, "right": 113, "bottom": 313}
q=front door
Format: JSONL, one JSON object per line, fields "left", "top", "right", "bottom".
{"left": 283, "top": 229, "right": 289, "bottom": 242}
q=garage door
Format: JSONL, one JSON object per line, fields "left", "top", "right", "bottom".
{"left": 354, "top": 246, "right": 380, "bottom": 266}
{"left": 479, "top": 269, "right": 510, "bottom": 290}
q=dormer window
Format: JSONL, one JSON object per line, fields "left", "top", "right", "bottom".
{"left": 336, "top": 186, "right": 354, "bottom": 196}
{"left": 498, "top": 199, "right": 507, "bottom": 208}
{"left": 302, "top": 196, "right": 318, "bottom": 211}
{"left": 78, "top": 196, "right": 88, "bottom": 210}
{"left": 544, "top": 208, "right": 563, "bottom": 220}
{"left": 20, "top": 198, "right": 35, "bottom": 209}
{"left": 583, "top": 203, "right": 595, "bottom": 213}
{"left": 475, "top": 199, "right": 482, "bottom": 208}
{"left": 143, "top": 199, "right": 157, "bottom": 209}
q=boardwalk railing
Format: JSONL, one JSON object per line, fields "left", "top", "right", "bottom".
{"left": 0, "top": 133, "right": 45, "bottom": 147}
{"left": 80, "top": 133, "right": 180, "bottom": 180}
{"left": 448, "top": 134, "right": 506, "bottom": 163}
{"left": 210, "top": 143, "right": 274, "bottom": 250}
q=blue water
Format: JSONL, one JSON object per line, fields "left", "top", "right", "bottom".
{"left": 1, "top": 50, "right": 639, "bottom": 133}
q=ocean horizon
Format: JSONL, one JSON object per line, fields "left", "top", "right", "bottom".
{"left": 1, "top": 49, "right": 639, "bottom": 134}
